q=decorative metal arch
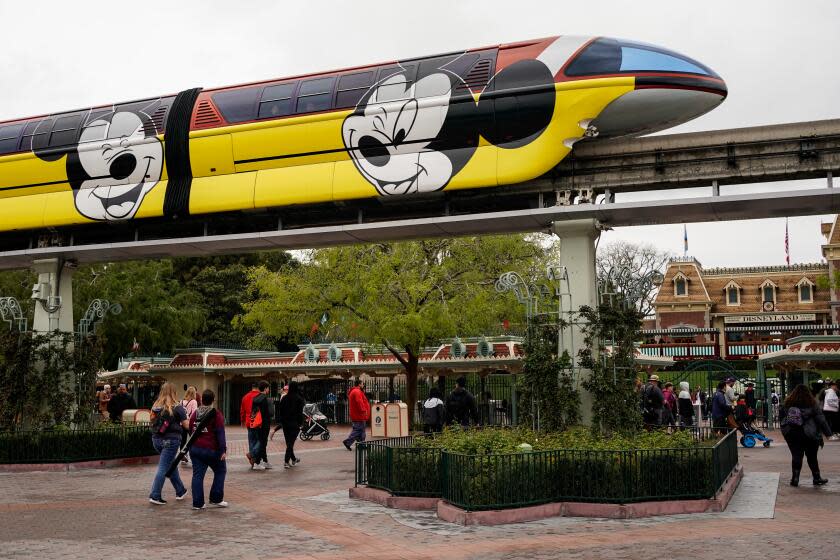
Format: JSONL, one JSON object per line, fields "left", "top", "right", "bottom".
{"left": 683, "top": 359, "right": 736, "bottom": 373}
{"left": 78, "top": 299, "right": 122, "bottom": 338}
{"left": 0, "top": 297, "right": 26, "bottom": 332}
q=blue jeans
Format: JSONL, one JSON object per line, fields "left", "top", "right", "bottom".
{"left": 150, "top": 437, "right": 186, "bottom": 501}
{"left": 344, "top": 421, "right": 366, "bottom": 446}
{"left": 189, "top": 446, "right": 226, "bottom": 507}
{"left": 247, "top": 428, "right": 259, "bottom": 459}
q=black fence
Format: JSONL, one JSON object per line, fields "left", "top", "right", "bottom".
{"left": 355, "top": 429, "right": 738, "bottom": 510}
{"left": 0, "top": 425, "right": 156, "bottom": 464}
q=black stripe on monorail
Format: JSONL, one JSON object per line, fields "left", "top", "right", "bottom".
{"left": 0, "top": 174, "right": 115, "bottom": 192}
{"left": 635, "top": 76, "right": 727, "bottom": 96}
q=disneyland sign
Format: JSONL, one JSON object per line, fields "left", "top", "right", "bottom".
{"left": 724, "top": 313, "right": 816, "bottom": 324}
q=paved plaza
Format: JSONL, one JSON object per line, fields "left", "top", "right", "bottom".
{"left": 2, "top": 426, "right": 840, "bottom": 559}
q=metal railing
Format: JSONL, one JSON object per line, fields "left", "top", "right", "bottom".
{"left": 355, "top": 429, "right": 739, "bottom": 510}
{"left": 0, "top": 425, "right": 156, "bottom": 464}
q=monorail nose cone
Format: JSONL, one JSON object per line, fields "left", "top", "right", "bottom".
{"left": 110, "top": 153, "right": 137, "bottom": 181}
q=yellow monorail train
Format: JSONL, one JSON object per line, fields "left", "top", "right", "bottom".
{"left": 0, "top": 36, "right": 726, "bottom": 233}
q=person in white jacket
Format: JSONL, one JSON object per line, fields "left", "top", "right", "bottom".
{"left": 677, "top": 381, "right": 695, "bottom": 427}
{"left": 422, "top": 387, "right": 445, "bottom": 434}
{"left": 823, "top": 381, "right": 840, "bottom": 440}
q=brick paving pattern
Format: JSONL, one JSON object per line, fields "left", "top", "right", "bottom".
{"left": 2, "top": 426, "right": 840, "bottom": 559}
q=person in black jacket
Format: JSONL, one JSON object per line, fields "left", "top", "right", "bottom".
{"left": 446, "top": 377, "right": 479, "bottom": 427}
{"left": 780, "top": 384, "right": 833, "bottom": 487}
{"left": 272, "top": 381, "right": 305, "bottom": 468}
{"left": 107, "top": 384, "right": 137, "bottom": 423}
{"left": 250, "top": 381, "right": 274, "bottom": 470}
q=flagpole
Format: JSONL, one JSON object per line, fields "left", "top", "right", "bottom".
{"left": 785, "top": 218, "right": 790, "bottom": 266}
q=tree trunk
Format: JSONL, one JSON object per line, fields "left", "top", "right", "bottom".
{"left": 405, "top": 356, "right": 419, "bottom": 431}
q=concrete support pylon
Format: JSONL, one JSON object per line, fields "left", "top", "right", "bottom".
{"left": 552, "top": 219, "right": 601, "bottom": 426}
{"left": 31, "top": 258, "right": 75, "bottom": 334}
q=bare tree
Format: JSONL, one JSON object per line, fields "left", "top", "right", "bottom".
{"left": 596, "top": 241, "right": 672, "bottom": 317}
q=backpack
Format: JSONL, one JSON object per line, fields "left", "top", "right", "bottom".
{"left": 249, "top": 408, "right": 263, "bottom": 429}
{"left": 149, "top": 409, "right": 172, "bottom": 435}
{"left": 784, "top": 406, "right": 803, "bottom": 427}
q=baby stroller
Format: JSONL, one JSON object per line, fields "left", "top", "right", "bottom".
{"left": 299, "top": 403, "right": 330, "bottom": 441}
{"left": 734, "top": 399, "right": 772, "bottom": 448}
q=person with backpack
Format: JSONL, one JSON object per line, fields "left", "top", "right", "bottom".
{"left": 780, "top": 384, "right": 833, "bottom": 487}
{"left": 249, "top": 381, "right": 274, "bottom": 470}
{"left": 273, "top": 381, "right": 305, "bottom": 468}
{"left": 711, "top": 381, "right": 733, "bottom": 434}
{"left": 445, "top": 376, "right": 479, "bottom": 428}
{"left": 148, "top": 382, "right": 188, "bottom": 505}
{"left": 240, "top": 382, "right": 260, "bottom": 468}
{"left": 642, "top": 375, "right": 664, "bottom": 427}
{"left": 188, "top": 389, "right": 228, "bottom": 510}
{"left": 822, "top": 380, "right": 840, "bottom": 439}
{"left": 422, "top": 387, "right": 445, "bottom": 433}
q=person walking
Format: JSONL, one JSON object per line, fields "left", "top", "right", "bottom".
{"left": 781, "top": 384, "right": 833, "bottom": 486}
{"left": 711, "top": 381, "right": 733, "bottom": 434}
{"left": 240, "top": 382, "right": 260, "bottom": 469}
{"left": 188, "top": 389, "right": 228, "bottom": 510}
{"left": 422, "top": 387, "right": 445, "bottom": 434}
{"left": 272, "top": 381, "right": 305, "bottom": 468}
{"left": 677, "top": 381, "right": 694, "bottom": 427}
{"left": 343, "top": 380, "right": 370, "bottom": 451}
{"left": 822, "top": 381, "right": 840, "bottom": 440}
{"left": 179, "top": 386, "right": 199, "bottom": 466}
{"left": 641, "top": 375, "right": 665, "bottom": 427}
{"left": 148, "top": 382, "right": 188, "bottom": 505}
{"left": 445, "top": 376, "right": 480, "bottom": 427}
{"left": 661, "top": 382, "right": 677, "bottom": 425}
{"left": 250, "top": 381, "right": 274, "bottom": 470}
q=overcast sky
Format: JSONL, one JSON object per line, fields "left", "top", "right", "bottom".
{"left": 1, "top": 0, "right": 838, "bottom": 267}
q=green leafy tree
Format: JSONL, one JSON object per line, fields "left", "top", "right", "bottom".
{"left": 73, "top": 260, "right": 204, "bottom": 368}
{"left": 578, "top": 302, "right": 644, "bottom": 436}
{"left": 518, "top": 324, "right": 580, "bottom": 431}
{"left": 171, "top": 252, "right": 296, "bottom": 348}
{"left": 238, "top": 235, "right": 546, "bottom": 423}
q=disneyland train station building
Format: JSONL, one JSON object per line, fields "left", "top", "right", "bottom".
{"left": 641, "top": 215, "right": 840, "bottom": 362}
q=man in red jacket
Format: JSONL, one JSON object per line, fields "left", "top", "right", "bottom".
{"left": 343, "top": 380, "right": 370, "bottom": 450}
{"left": 240, "top": 383, "right": 260, "bottom": 468}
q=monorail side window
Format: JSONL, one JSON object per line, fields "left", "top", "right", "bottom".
{"left": 335, "top": 71, "right": 375, "bottom": 109}
{"left": 213, "top": 88, "right": 260, "bottom": 123}
{"left": 296, "top": 77, "right": 336, "bottom": 114}
{"left": 375, "top": 65, "right": 416, "bottom": 101}
{"left": 0, "top": 123, "right": 24, "bottom": 155}
{"left": 18, "top": 120, "right": 48, "bottom": 152}
{"left": 260, "top": 83, "right": 297, "bottom": 119}
{"left": 49, "top": 114, "right": 83, "bottom": 148}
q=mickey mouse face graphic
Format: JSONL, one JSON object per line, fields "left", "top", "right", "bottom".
{"left": 342, "top": 71, "right": 462, "bottom": 196}
{"left": 35, "top": 108, "right": 163, "bottom": 221}
{"left": 74, "top": 111, "right": 163, "bottom": 220}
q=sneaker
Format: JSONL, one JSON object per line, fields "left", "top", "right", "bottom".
{"left": 263, "top": 462, "right": 273, "bottom": 470}
{"left": 193, "top": 504, "right": 206, "bottom": 510}
{"left": 209, "top": 501, "right": 228, "bottom": 508}
{"left": 292, "top": 458, "right": 301, "bottom": 465}
{"left": 246, "top": 452, "right": 254, "bottom": 467}
{"left": 343, "top": 441, "right": 352, "bottom": 451}
{"left": 251, "top": 463, "right": 265, "bottom": 471}
{"left": 284, "top": 462, "right": 291, "bottom": 469}
{"left": 149, "top": 498, "right": 167, "bottom": 505}
{"left": 830, "top": 435, "right": 840, "bottom": 441}
{"left": 175, "top": 491, "right": 187, "bottom": 501}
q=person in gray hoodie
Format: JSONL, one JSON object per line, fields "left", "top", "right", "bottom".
{"left": 677, "top": 381, "right": 695, "bottom": 426}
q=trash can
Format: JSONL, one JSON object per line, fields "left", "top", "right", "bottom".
{"left": 384, "top": 402, "right": 408, "bottom": 437}
{"left": 371, "top": 402, "right": 386, "bottom": 438}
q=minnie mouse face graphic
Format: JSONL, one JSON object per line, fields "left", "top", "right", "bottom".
{"left": 342, "top": 71, "right": 458, "bottom": 196}
{"left": 35, "top": 107, "right": 163, "bottom": 221}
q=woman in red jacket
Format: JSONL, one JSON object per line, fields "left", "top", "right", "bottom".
{"left": 343, "top": 380, "right": 370, "bottom": 451}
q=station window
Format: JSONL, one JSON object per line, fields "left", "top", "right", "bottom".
{"left": 800, "top": 284, "right": 812, "bottom": 303}
{"left": 0, "top": 123, "right": 24, "bottom": 155}
{"left": 763, "top": 285, "right": 775, "bottom": 303}
{"left": 49, "top": 114, "right": 83, "bottom": 148}
{"left": 259, "top": 83, "right": 297, "bottom": 120}
{"left": 213, "top": 88, "right": 260, "bottom": 123}
{"left": 335, "top": 71, "right": 375, "bottom": 109}
{"left": 296, "top": 77, "right": 336, "bottom": 114}
{"left": 727, "top": 287, "right": 739, "bottom": 305}
{"left": 675, "top": 276, "right": 687, "bottom": 296}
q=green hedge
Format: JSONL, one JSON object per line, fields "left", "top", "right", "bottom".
{"left": 0, "top": 425, "right": 156, "bottom": 464}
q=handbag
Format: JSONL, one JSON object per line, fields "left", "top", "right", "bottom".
{"left": 726, "top": 414, "right": 738, "bottom": 429}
